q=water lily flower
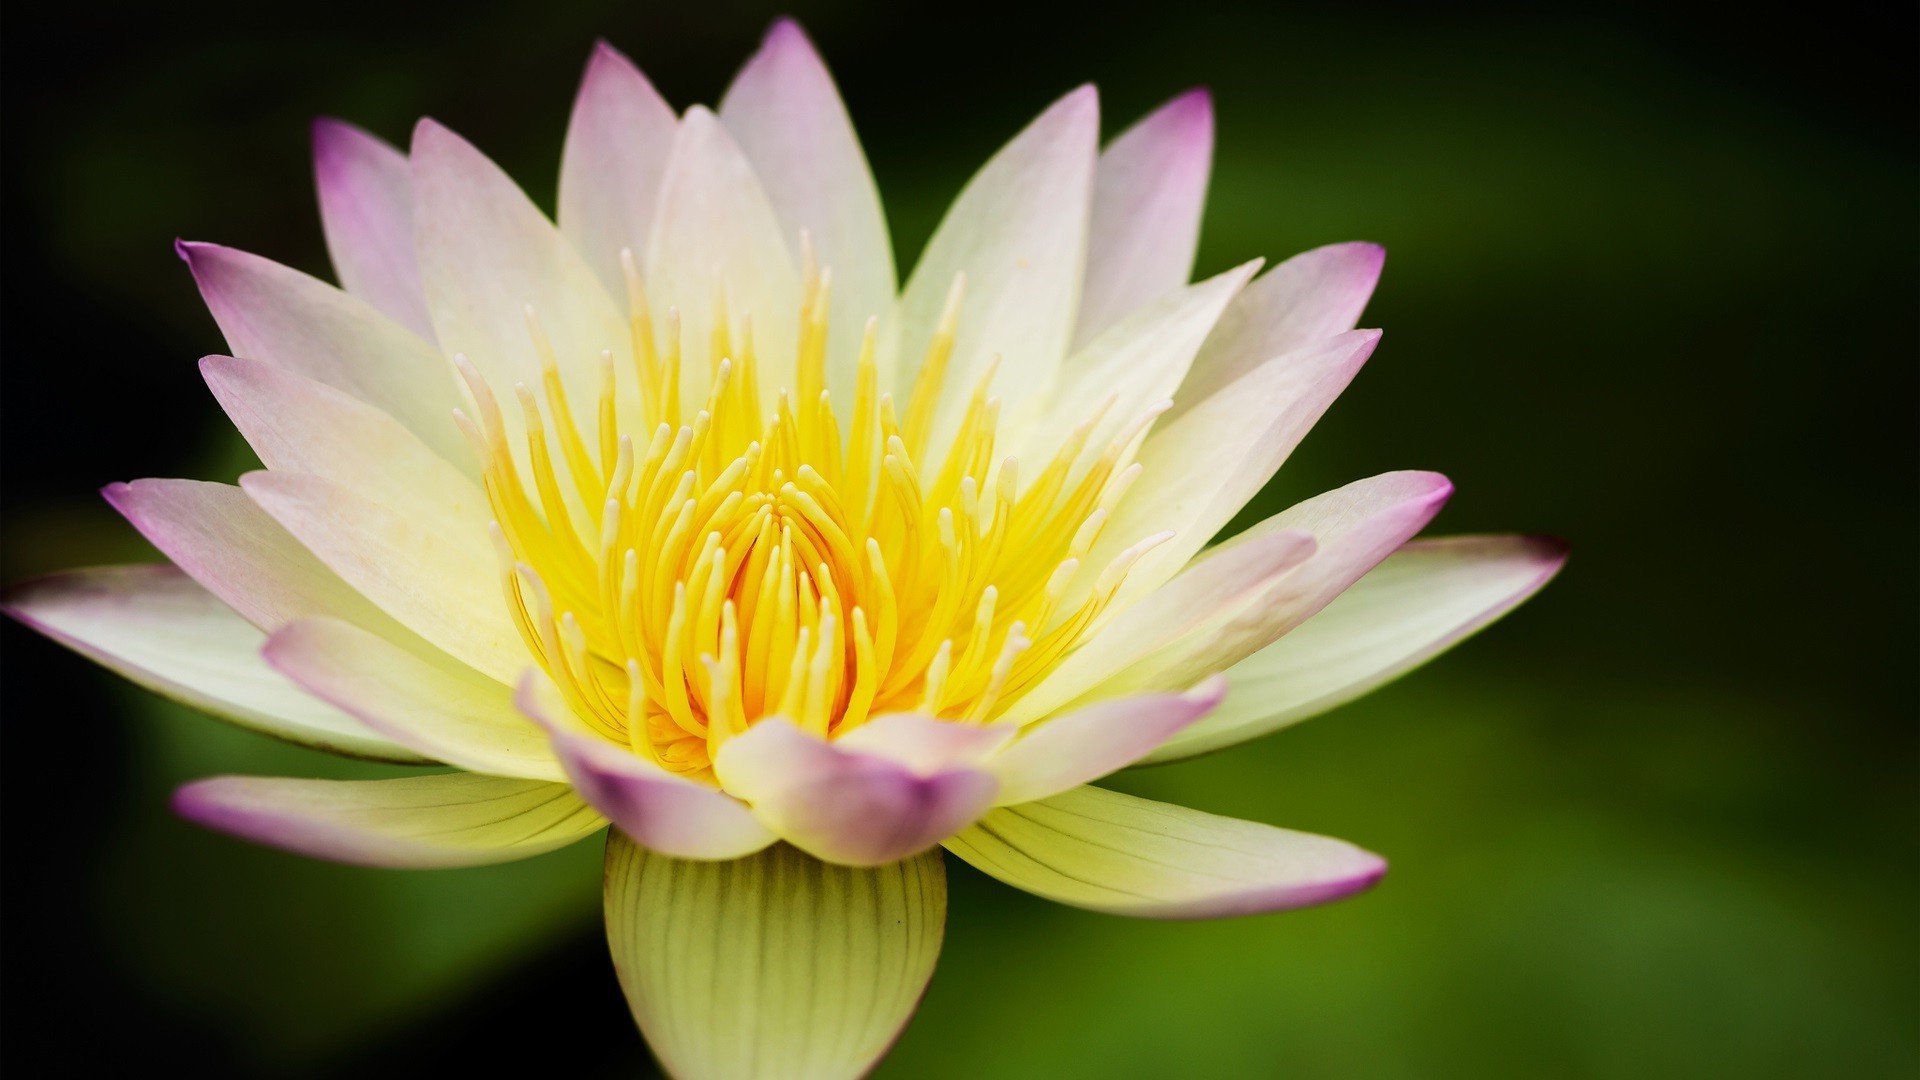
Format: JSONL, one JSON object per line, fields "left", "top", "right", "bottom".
{"left": 4, "top": 19, "right": 1564, "bottom": 1078}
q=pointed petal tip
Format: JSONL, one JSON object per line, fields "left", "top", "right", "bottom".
{"left": 1523, "top": 533, "right": 1572, "bottom": 572}
{"left": 1286, "top": 850, "right": 1390, "bottom": 909}
{"left": 170, "top": 776, "right": 256, "bottom": 841}
{"left": 309, "top": 115, "right": 366, "bottom": 154}
{"left": 409, "top": 116, "right": 461, "bottom": 155}
{"left": 583, "top": 37, "right": 644, "bottom": 82}
{"left": 1186, "top": 672, "right": 1230, "bottom": 706}
{"left": 763, "top": 15, "right": 812, "bottom": 48}
{"left": 1061, "top": 82, "right": 1100, "bottom": 118}
{"left": 1160, "top": 86, "right": 1214, "bottom": 132}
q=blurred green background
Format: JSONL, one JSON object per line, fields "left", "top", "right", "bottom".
{"left": 2, "top": 1, "right": 1913, "bottom": 1076}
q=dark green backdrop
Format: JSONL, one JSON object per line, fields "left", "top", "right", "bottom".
{"left": 3, "top": 1, "right": 1913, "bottom": 1076}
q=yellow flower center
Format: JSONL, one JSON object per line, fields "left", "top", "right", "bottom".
{"left": 455, "top": 245, "right": 1166, "bottom": 781}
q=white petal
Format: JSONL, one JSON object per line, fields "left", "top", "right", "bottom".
{"left": 177, "top": 242, "right": 468, "bottom": 471}
{"left": 266, "top": 617, "right": 561, "bottom": 781}
{"left": 557, "top": 41, "right": 678, "bottom": 299}
{"left": 886, "top": 86, "right": 1098, "bottom": 465}
{"left": 1014, "top": 258, "right": 1257, "bottom": 465}
{"left": 4, "top": 566, "right": 423, "bottom": 761}
{"left": 1074, "top": 88, "right": 1213, "bottom": 349}
{"left": 605, "top": 833, "right": 944, "bottom": 1080}
{"left": 945, "top": 784, "right": 1385, "bottom": 919}
{"left": 202, "top": 356, "right": 486, "bottom": 525}
{"left": 1144, "top": 534, "right": 1568, "bottom": 762}
{"left": 176, "top": 772, "right": 603, "bottom": 868}
{"left": 719, "top": 18, "right": 895, "bottom": 400}
{"left": 240, "top": 470, "right": 522, "bottom": 684}
{"left": 311, "top": 118, "right": 435, "bottom": 338}
{"left": 644, "top": 107, "right": 803, "bottom": 413}
{"left": 411, "top": 119, "right": 636, "bottom": 445}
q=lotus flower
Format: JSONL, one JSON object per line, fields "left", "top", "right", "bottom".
{"left": 4, "top": 19, "right": 1564, "bottom": 1079}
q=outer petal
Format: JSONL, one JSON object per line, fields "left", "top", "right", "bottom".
{"left": 1144, "top": 534, "right": 1568, "bottom": 763}
{"left": 605, "top": 833, "right": 945, "bottom": 1080}
{"left": 1003, "top": 526, "right": 1315, "bottom": 724}
{"left": 102, "top": 477, "right": 413, "bottom": 640}
{"left": 311, "top": 118, "right": 435, "bottom": 338}
{"left": 175, "top": 772, "right": 603, "bottom": 868}
{"left": 713, "top": 717, "right": 999, "bottom": 866}
{"left": 265, "top": 617, "right": 561, "bottom": 781}
{"left": 887, "top": 86, "right": 1098, "bottom": 464}
{"left": 557, "top": 41, "right": 677, "bottom": 298}
{"left": 1073, "top": 88, "right": 1213, "bottom": 349}
{"left": 3, "top": 566, "right": 424, "bottom": 762}
{"left": 987, "top": 679, "right": 1225, "bottom": 806}
{"left": 719, "top": 18, "right": 896, "bottom": 401}
{"left": 176, "top": 242, "right": 467, "bottom": 470}
{"left": 411, "top": 119, "right": 636, "bottom": 442}
{"left": 944, "top": 785, "right": 1385, "bottom": 919}
{"left": 240, "top": 470, "right": 522, "bottom": 684}
{"left": 1089, "top": 328, "right": 1380, "bottom": 601}
{"left": 1170, "top": 241, "right": 1386, "bottom": 421}
{"left": 1101, "top": 470, "right": 1454, "bottom": 697}
{"left": 644, "top": 107, "right": 802, "bottom": 413}
{"left": 517, "top": 674, "right": 775, "bottom": 860}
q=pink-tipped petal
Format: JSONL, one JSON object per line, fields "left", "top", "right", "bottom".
{"left": 1074, "top": 88, "right": 1214, "bottom": 349}
{"left": 945, "top": 784, "right": 1385, "bottom": 919}
{"left": 989, "top": 678, "right": 1226, "bottom": 806}
{"left": 102, "top": 477, "right": 410, "bottom": 639}
{"left": 1146, "top": 534, "right": 1568, "bottom": 762}
{"left": 713, "top": 718, "right": 999, "bottom": 867}
{"left": 1104, "top": 470, "right": 1455, "bottom": 696}
{"left": 605, "top": 833, "right": 944, "bottom": 1080}
{"left": 888, "top": 85, "right": 1099, "bottom": 465}
{"left": 265, "top": 617, "right": 561, "bottom": 781}
{"left": 719, "top": 18, "right": 895, "bottom": 399}
{"left": 1170, "top": 241, "right": 1386, "bottom": 421}
{"left": 3, "top": 565, "right": 423, "bottom": 761}
{"left": 557, "top": 41, "right": 677, "bottom": 298}
{"left": 1090, "top": 328, "right": 1382, "bottom": 601}
{"left": 311, "top": 118, "right": 435, "bottom": 338}
{"left": 176, "top": 242, "right": 468, "bottom": 470}
{"left": 175, "top": 772, "right": 604, "bottom": 869}
{"left": 516, "top": 674, "right": 775, "bottom": 860}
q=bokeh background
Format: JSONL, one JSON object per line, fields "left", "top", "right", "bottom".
{"left": 3, "top": 1, "right": 1913, "bottom": 1075}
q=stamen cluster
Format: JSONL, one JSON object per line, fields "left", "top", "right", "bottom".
{"left": 456, "top": 244, "right": 1167, "bottom": 779}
